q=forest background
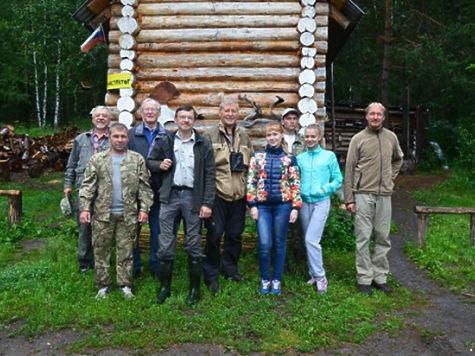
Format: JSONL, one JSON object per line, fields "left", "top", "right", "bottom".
{"left": 0, "top": 0, "right": 473, "bottom": 174}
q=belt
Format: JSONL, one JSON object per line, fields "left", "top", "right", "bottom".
{"left": 172, "top": 185, "right": 193, "bottom": 190}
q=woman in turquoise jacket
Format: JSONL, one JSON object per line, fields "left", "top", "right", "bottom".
{"left": 296, "top": 124, "right": 342, "bottom": 293}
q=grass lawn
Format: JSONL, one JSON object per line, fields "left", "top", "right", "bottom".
{"left": 405, "top": 171, "right": 475, "bottom": 295}
{"left": 0, "top": 171, "right": 415, "bottom": 352}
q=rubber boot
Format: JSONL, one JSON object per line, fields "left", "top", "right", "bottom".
{"left": 156, "top": 260, "right": 173, "bottom": 304}
{"left": 185, "top": 256, "right": 201, "bottom": 306}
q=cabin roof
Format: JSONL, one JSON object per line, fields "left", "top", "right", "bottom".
{"left": 73, "top": 0, "right": 363, "bottom": 63}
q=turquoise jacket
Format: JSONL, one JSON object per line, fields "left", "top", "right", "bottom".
{"left": 296, "top": 145, "right": 343, "bottom": 203}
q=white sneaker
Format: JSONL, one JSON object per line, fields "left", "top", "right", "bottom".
{"left": 306, "top": 276, "right": 317, "bottom": 285}
{"left": 121, "top": 286, "right": 135, "bottom": 300}
{"left": 95, "top": 287, "right": 110, "bottom": 300}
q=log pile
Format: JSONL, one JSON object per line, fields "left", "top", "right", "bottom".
{"left": 0, "top": 126, "right": 81, "bottom": 180}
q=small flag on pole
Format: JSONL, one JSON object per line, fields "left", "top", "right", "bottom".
{"left": 80, "top": 25, "right": 106, "bottom": 53}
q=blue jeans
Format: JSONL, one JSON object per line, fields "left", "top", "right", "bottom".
{"left": 133, "top": 194, "right": 160, "bottom": 274}
{"left": 256, "top": 203, "right": 292, "bottom": 281}
{"left": 300, "top": 199, "right": 330, "bottom": 279}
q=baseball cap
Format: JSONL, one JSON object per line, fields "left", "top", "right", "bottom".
{"left": 281, "top": 108, "right": 299, "bottom": 119}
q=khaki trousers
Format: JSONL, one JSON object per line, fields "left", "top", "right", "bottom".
{"left": 92, "top": 214, "right": 136, "bottom": 288}
{"left": 354, "top": 194, "right": 392, "bottom": 285}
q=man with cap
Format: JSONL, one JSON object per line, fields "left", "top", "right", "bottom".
{"left": 281, "top": 108, "right": 305, "bottom": 156}
{"left": 281, "top": 108, "right": 306, "bottom": 266}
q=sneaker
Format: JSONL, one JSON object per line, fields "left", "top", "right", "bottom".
{"left": 121, "top": 286, "right": 135, "bottom": 300}
{"left": 271, "top": 280, "right": 281, "bottom": 295}
{"left": 306, "top": 276, "right": 316, "bottom": 285}
{"left": 316, "top": 277, "right": 328, "bottom": 294}
{"left": 79, "top": 267, "right": 89, "bottom": 274}
{"left": 260, "top": 279, "right": 271, "bottom": 295}
{"left": 95, "top": 287, "right": 110, "bottom": 300}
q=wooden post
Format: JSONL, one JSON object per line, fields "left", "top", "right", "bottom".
{"left": 416, "top": 213, "right": 428, "bottom": 247}
{"left": 0, "top": 190, "right": 22, "bottom": 226}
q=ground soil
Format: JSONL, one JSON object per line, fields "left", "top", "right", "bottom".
{"left": 1, "top": 175, "right": 474, "bottom": 355}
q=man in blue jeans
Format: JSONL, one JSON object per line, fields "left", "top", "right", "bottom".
{"left": 128, "top": 98, "right": 167, "bottom": 277}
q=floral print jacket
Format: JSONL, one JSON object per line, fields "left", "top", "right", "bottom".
{"left": 246, "top": 145, "right": 302, "bottom": 209}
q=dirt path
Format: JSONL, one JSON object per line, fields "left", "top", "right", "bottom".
{"left": 1, "top": 176, "right": 474, "bottom": 355}
{"left": 336, "top": 175, "right": 475, "bottom": 355}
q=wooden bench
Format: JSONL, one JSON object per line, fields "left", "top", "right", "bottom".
{"left": 0, "top": 190, "right": 22, "bottom": 226}
{"left": 414, "top": 206, "right": 475, "bottom": 247}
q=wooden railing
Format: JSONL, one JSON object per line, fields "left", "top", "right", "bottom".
{"left": 414, "top": 206, "right": 475, "bottom": 247}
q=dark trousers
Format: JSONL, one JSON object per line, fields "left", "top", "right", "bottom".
{"left": 203, "top": 197, "right": 246, "bottom": 282}
{"left": 133, "top": 193, "right": 160, "bottom": 274}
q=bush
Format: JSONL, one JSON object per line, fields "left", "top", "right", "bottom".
{"left": 322, "top": 203, "right": 355, "bottom": 252}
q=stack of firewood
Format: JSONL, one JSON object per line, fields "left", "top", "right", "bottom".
{"left": 0, "top": 125, "right": 81, "bottom": 180}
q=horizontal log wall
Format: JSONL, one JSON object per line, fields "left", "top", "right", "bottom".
{"left": 107, "top": 1, "right": 329, "bottom": 123}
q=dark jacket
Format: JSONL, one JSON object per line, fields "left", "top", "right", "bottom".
{"left": 147, "top": 130, "right": 216, "bottom": 212}
{"left": 128, "top": 122, "right": 167, "bottom": 192}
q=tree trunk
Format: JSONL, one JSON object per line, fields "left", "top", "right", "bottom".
{"left": 381, "top": 0, "right": 392, "bottom": 108}
{"left": 33, "top": 52, "right": 42, "bottom": 128}
{"left": 53, "top": 41, "right": 61, "bottom": 129}
{"left": 42, "top": 64, "right": 48, "bottom": 128}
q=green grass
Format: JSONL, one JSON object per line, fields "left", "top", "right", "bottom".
{"left": 405, "top": 171, "right": 475, "bottom": 295}
{"left": 0, "top": 169, "right": 416, "bottom": 352}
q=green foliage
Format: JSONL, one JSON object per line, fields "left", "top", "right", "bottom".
{"left": 0, "top": 0, "right": 107, "bottom": 126}
{"left": 406, "top": 172, "right": 475, "bottom": 295}
{"left": 334, "top": 1, "right": 475, "bottom": 163}
{"left": 323, "top": 203, "right": 355, "bottom": 252}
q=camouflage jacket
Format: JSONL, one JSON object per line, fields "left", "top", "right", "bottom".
{"left": 79, "top": 149, "right": 153, "bottom": 223}
{"left": 282, "top": 131, "right": 305, "bottom": 156}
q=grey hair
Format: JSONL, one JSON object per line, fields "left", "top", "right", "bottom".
{"left": 365, "top": 102, "right": 386, "bottom": 117}
{"left": 138, "top": 98, "right": 161, "bottom": 113}
{"left": 219, "top": 96, "right": 239, "bottom": 112}
{"left": 90, "top": 105, "right": 111, "bottom": 117}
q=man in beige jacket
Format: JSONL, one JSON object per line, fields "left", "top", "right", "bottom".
{"left": 344, "top": 102, "right": 403, "bottom": 295}
{"left": 203, "top": 97, "right": 253, "bottom": 293}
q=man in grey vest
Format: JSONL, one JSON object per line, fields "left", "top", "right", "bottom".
{"left": 64, "top": 106, "right": 110, "bottom": 274}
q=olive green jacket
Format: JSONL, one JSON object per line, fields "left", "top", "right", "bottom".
{"left": 206, "top": 122, "right": 253, "bottom": 201}
{"left": 344, "top": 127, "right": 403, "bottom": 204}
{"left": 79, "top": 149, "right": 153, "bottom": 223}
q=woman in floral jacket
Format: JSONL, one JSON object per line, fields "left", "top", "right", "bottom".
{"left": 247, "top": 122, "right": 302, "bottom": 295}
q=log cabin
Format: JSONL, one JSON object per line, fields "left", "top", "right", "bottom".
{"left": 74, "top": 0, "right": 364, "bottom": 148}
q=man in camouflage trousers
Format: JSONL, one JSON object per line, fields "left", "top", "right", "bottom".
{"left": 79, "top": 123, "right": 153, "bottom": 299}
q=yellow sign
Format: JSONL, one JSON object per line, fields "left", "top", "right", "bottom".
{"left": 107, "top": 73, "right": 132, "bottom": 90}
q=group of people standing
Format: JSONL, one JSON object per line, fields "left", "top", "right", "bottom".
{"left": 64, "top": 98, "right": 403, "bottom": 304}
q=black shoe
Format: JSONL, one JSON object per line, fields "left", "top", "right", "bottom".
{"left": 186, "top": 257, "right": 202, "bottom": 306}
{"left": 356, "top": 283, "right": 373, "bottom": 296}
{"left": 225, "top": 272, "right": 242, "bottom": 282}
{"left": 156, "top": 260, "right": 173, "bottom": 304}
{"left": 79, "top": 266, "right": 89, "bottom": 274}
{"left": 206, "top": 280, "right": 219, "bottom": 295}
{"left": 372, "top": 282, "right": 393, "bottom": 295}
